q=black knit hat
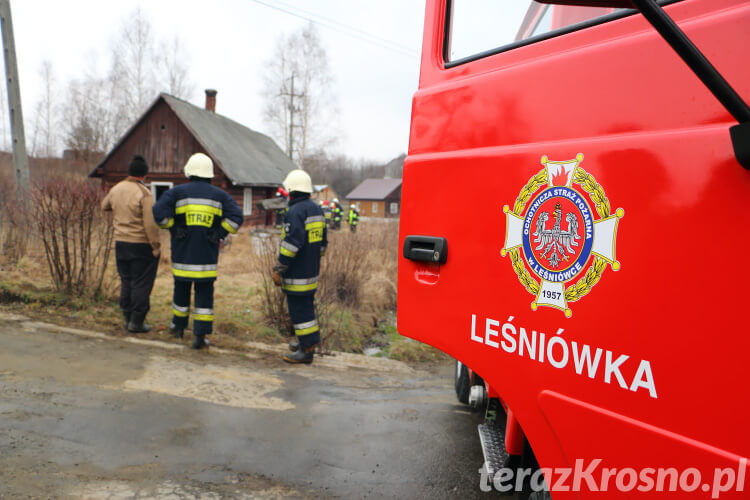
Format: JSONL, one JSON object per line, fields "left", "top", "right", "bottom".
{"left": 128, "top": 155, "right": 149, "bottom": 177}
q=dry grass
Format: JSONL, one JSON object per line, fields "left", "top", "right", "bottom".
{"left": 0, "top": 219, "right": 443, "bottom": 361}
{"left": 0, "top": 156, "right": 441, "bottom": 361}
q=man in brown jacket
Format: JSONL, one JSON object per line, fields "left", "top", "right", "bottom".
{"left": 101, "top": 155, "right": 161, "bottom": 333}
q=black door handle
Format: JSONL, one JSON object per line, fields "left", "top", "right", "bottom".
{"left": 403, "top": 235, "right": 448, "bottom": 264}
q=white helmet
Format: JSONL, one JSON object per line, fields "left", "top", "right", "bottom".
{"left": 333, "top": 198, "right": 339, "bottom": 203}
{"left": 283, "top": 169, "right": 313, "bottom": 194}
{"left": 350, "top": 204, "right": 355, "bottom": 208}
{"left": 184, "top": 153, "right": 214, "bottom": 178}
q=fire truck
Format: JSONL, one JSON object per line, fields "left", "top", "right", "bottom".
{"left": 398, "top": 0, "right": 749, "bottom": 498}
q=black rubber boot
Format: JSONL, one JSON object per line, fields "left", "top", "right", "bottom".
{"left": 288, "top": 338, "right": 300, "bottom": 352}
{"left": 191, "top": 334, "right": 209, "bottom": 350}
{"left": 169, "top": 323, "right": 184, "bottom": 339}
{"left": 123, "top": 312, "right": 131, "bottom": 330}
{"left": 283, "top": 344, "right": 316, "bottom": 364}
{"left": 127, "top": 312, "right": 151, "bottom": 333}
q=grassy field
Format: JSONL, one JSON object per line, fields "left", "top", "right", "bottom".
{"left": 0, "top": 219, "right": 444, "bottom": 362}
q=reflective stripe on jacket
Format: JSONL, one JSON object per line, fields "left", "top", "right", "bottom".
{"left": 152, "top": 178, "right": 243, "bottom": 281}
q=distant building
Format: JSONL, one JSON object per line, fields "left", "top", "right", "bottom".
{"left": 346, "top": 178, "right": 402, "bottom": 218}
{"left": 312, "top": 184, "right": 337, "bottom": 201}
{"left": 383, "top": 153, "right": 405, "bottom": 179}
{"left": 89, "top": 90, "right": 296, "bottom": 226}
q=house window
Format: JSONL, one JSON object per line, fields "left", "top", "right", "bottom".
{"left": 150, "top": 182, "right": 173, "bottom": 202}
{"left": 390, "top": 202, "right": 399, "bottom": 215}
{"left": 243, "top": 188, "right": 252, "bottom": 216}
{"left": 355, "top": 202, "right": 361, "bottom": 212}
{"left": 372, "top": 202, "right": 378, "bottom": 214}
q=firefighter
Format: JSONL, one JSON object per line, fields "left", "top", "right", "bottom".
{"left": 152, "top": 153, "right": 243, "bottom": 349}
{"left": 331, "top": 198, "right": 342, "bottom": 230}
{"left": 274, "top": 188, "right": 288, "bottom": 229}
{"left": 321, "top": 199, "right": 333, "bottom": 227}
{"left": 101, "top": 154, "right": 161, "bottom": 333}
{"left": 347, "top": 203, "right": 360, "bottom": 233}
{"left": 272, "top": 169, "right": 327, "bottom": 364}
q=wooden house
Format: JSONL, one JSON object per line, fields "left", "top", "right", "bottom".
{"left": 345, "top": 178, "right": 402, "bottom": 218}
{"left": 313, "top": 184, "right": 337, "bottom": 202}
{"left": 89, "top": 90, "right": 296, "bottom": 226}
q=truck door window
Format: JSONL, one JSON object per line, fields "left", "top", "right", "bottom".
{"left": 446, "top": 1, "right": 627, "bottom": 64}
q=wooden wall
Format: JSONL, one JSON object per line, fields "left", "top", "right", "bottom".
{"left": 349, "top": 198, "right": 400, "bottom": 218}
{"left": 97, "top": 98, "right": 277, "bottom": 227}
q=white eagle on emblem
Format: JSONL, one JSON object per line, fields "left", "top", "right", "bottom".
{"left": 532, "top": 202, "right": 581, "bottom": 268}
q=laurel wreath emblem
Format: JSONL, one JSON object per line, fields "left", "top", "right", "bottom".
{"left": 507, "top": 166, "right": 611, "bottom": 302}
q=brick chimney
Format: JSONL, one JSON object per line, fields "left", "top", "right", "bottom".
{"left": 205, "top": 89, "right": 217, "bottom": 113}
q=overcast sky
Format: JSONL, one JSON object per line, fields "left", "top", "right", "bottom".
{"left": 10, "top": 0, "right": 428, "bottom": 164}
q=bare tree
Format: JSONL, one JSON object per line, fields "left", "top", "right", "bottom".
{"left": 109, "top": 7, "right": 158, "bottom": 125}
{"left": 156, "top": 35, "right": 195, "bottom": 100}
{"left": 261, "top": 23, "right": 338, "bottom": 166}
{"left": 302, "top": 152, "right": 383, "bottom": 198}
{"left": 61, "top": 66, "right": 120, "bottom": 162}
{"left": 54, "top": 8, "right": 195, "bottom": 161}
{"left": 29, "top": 60, "right": 58, "bottom": 157}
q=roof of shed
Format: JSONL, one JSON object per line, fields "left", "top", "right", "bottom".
{"left": 346, "top": 178, "right": 402, "bottom": 200}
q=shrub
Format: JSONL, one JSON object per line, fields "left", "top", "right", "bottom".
{"left": 0, "top": 185, "right": 30, "bottom": 264}
{"left": 247, "top": 233, "right": 293, "bottom": 335}
{"left": 247, "top": 221, "right": 399, "bottom": 352}
{"left": 29, "top": 178, "right": 115, "bottom": 296}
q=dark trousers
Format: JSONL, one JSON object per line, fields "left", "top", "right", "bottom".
{"left": 115, "top": 241, "right": 158, "bottom": 315}
{"left": 171, "top": 279, "right": 215, "bottom": 336}
{"left": 286, "top": 293, "right": 320, "bottom": 348}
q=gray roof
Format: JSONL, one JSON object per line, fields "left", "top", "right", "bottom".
{"left": 90, "top": 93, "right": 295, "bottom": 186}
{"left": 346, "top": 178, "right": 402, "bottom": 200}
{"left": 162, "top": 94, "right": 295, "bottom": 186}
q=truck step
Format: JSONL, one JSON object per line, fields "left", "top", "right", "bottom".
{"left": 478, "top": 422, "right": 509, "bottom": 478}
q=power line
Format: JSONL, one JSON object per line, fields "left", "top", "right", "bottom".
{"left": 248, "top": 0, "right": 419, "bottom": 58}
{"left": 269, "top": 0, "right": 416, "bottom": 53}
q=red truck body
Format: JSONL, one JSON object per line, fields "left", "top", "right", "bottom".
{"left": 398, "top": 0, "right": 750, "bottom": 497}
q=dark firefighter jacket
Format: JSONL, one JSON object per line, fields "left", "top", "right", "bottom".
{"left": 332, "top": 204, "right": 342, "bottom": 221}
{"left": 278, "top": 194, "right": 327, "bottom": 295}
{"left": 152, "top": 178, "right": 243, "bottom": 282}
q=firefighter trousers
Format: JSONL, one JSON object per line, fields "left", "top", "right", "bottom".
{"left": 171, "top": 279, "right": 214, "bottom": 336}
{"left": 286, "top": 294, "right": 320, "bottom": 348}
{"left": 115, "top": 242, "right": 159, "bottom": 316}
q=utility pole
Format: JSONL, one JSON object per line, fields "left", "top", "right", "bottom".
{"left": 0, "top": 0, "right": 29, "bottom": 194}
{"left": 282, "top": 73, "right": 304, "bottom": 164}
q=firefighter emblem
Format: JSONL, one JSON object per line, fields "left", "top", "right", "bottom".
{"left": 501, "top": 154, "right": 624, "bottom": 317}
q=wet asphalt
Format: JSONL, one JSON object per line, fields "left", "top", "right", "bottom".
{"left": 0, "top": 318, "right": 493, "bottom": 498}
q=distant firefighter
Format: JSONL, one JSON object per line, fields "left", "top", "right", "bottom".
{"left": 274, "top": 187, "right": 289, "bottom": 229}
{"left": 321, "top": 199, "right": 333, "bottom": 227}
{"left": 331, "top": 198, "right": 342, "bottom": 230}
{"left": 348, "top": 204, "right": 360, "bottom": 233}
